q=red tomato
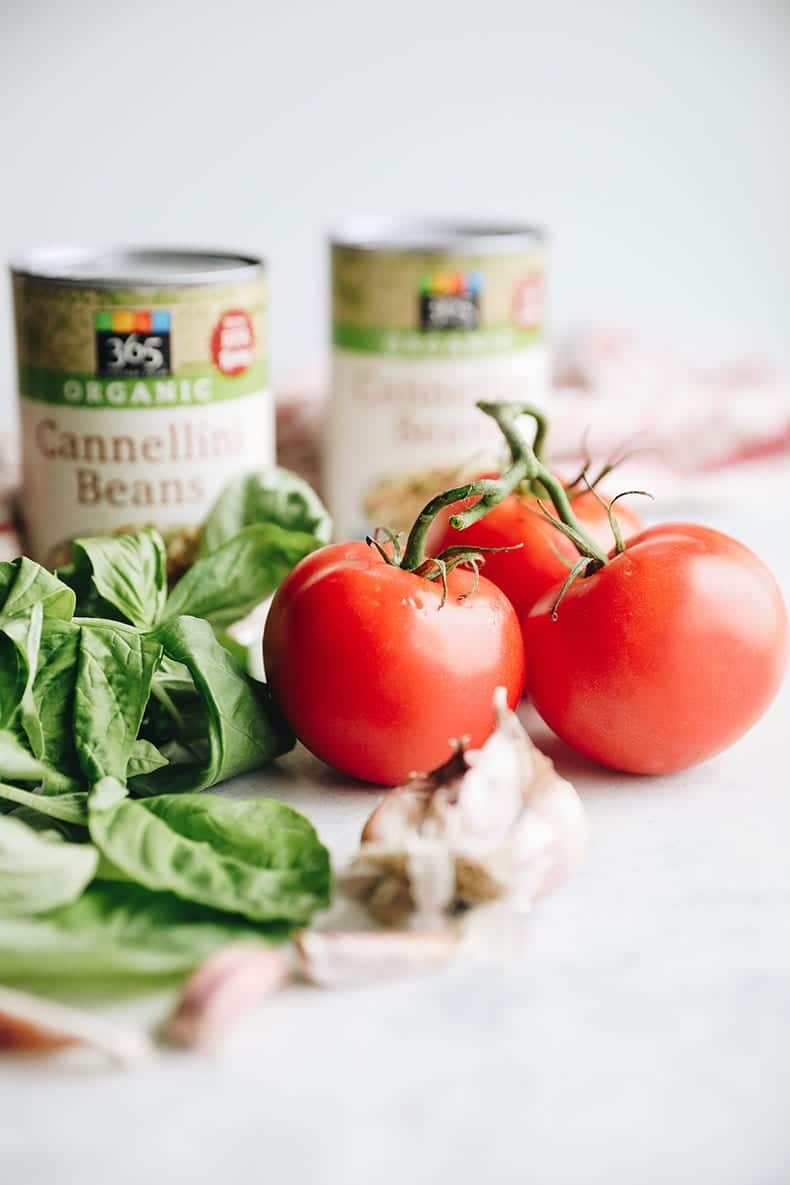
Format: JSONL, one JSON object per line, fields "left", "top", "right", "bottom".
{"left": 522, "top": 524, "right": 788, "bottom": 774}
{"left": 429, "top": 478, "right": 642, "bottom": 620}
{"left": 263, "top": 541, "right": 526, "bottom": 785}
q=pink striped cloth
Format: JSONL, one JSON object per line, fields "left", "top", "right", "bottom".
{"left": 550, "top": 328, "right": 790, "bottom": 473}
{"left": 276, "top": 330, "right": 790, "bottom": 506}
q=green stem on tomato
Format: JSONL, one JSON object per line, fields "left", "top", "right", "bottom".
{"left": 399, "top": 400, "right": 609, "bottom": 572}
{"left": 400, "top": 403, "right": 551, "bottom": 571}
{"left": 471, "top": 402, "right": 609, "bottom": 565}
{"left": 400, "top": 472, "right": 526, "bottom": 571}
{"left": 484, "top": 400, "right": 549, "bottom": 470}
{"left": 521, "top": 403, "right": 549, "bottom": 462}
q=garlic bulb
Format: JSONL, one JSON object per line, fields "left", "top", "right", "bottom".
{"left": 345, "top": 688, "right": 588, "bottom": 928}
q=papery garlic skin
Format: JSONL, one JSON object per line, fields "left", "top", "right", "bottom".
{"left": 520, "top": 747, "right": 589, "bottom": 896}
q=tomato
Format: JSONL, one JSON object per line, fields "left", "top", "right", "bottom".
{"left": 521, "top": 523, "right": 788, "bottom": 774}
{"left": 263, "top": 541, "right": 526, "bottom": 785}
{"left": 428, "top": 477, "right": 642, "bottom": 620}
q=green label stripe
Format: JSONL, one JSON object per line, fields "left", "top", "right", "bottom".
{"left": 17, "top": 362, "right": 269, "bottom": 409}
{"left": 332, "top": 323, "right": 542, "bottom": 357}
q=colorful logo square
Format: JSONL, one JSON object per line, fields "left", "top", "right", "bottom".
{"left": 95, "top": 308, "right": 172, "bottom": 378}
{"left": 419, "top": 271, "right": 483, "bottom": 331}
{"left": 112, "top": 311, "right": 135, "bottom": 334}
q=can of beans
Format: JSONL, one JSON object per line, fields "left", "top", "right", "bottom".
{"left": 10, "top": 246, "right": 273, "bottom": 565}
{"left": 328, "top": 218, "right": 548, "bottom": 538}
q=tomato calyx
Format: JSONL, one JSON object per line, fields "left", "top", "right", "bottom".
{"left": 412, "top": 546, "right": 523, "bottom": 608}
{"left": 562, "top": 431, "right": 650, "bottom": 503}
{"left": 531, "top": 480, "right": 654, "bottom": 617}
{"left": 535, "top": 477, "right": 653, "bottom": 557}
{"left": 428, "top": 401, "right": 614, "bottom": 619}
{"left": 365, "top": 527, "right": 519, "bottom": 608}
{"left": 366, "top": 400, "right": 650, "bottom": 614}
{"left": 601, "top": 488, "right": 654, "bottom": 553}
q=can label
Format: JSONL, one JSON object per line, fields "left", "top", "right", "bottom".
{"left": 328, "top": 245, "right": 548, "bottom": 538}
{"left": 13, "top": 276, "right": 273, "bottom": 563}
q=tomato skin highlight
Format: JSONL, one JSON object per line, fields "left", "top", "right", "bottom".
{"left": 263, "top": 541, "right": 526, "bottom": 785}
{"left": 428, "top": 478, "right": 642, "bottom": 620}
{"left": 521, "top": 523, "right": 788, "bottom": 775}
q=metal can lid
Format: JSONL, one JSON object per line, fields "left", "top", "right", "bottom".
{"left": 9, "top": 245, "right": 265, "bottom": 288}
{"left": 330, "top": 216, "right": 545, "bottom": 255}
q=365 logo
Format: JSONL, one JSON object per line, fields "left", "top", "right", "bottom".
{"left": 419, "top": 272, "right": 482, "bottom": 331}
{"left": 95, "top": 310, "right": 171, "bottom": 378}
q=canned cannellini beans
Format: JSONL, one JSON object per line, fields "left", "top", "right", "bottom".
{"left": 10, "top": 247, "right": 274, "bottom": 565}
{"left": 327, "top": 218, "right": 549, "bottom": 539}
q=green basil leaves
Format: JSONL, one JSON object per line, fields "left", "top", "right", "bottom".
{"left": 0, "top": 467, "right": 333, "bottom": 985}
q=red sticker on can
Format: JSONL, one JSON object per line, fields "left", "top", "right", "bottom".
{"left": 511, "top": 273, "right": 544, "bottom": 331}
{"left": 211, "top": 310, "right": 256, "bottom": 376}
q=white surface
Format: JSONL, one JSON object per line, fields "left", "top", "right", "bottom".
{"left": 2, "top": 0, "right": 790, "bottom": 422}
{"left": 1, "top": 494, "right": 789, "bottom": 1185}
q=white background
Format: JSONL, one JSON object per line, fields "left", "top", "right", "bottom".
{"left": 1, "top": 0, "right": 789, "bottom": 423}
{"left": 1, "top": 10, "right": 790, "bottom": 1178}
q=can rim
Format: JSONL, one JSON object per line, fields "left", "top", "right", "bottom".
{"left": 330, "top": 216, "right": 546, "bottom": 254}
{"left": 9, "top": 244, "right": 265, "bottom": 288}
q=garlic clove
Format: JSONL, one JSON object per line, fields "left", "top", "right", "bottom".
{"left": 164, "top": 943, "right": 291, "bottom": 1049}
{"left": 512, "top": 742, "right": 589, "bottom": 896}
{"left": 439, "top": 703, "right": 529, "bottom": 847}
{"left": 294, "top": 929, "right": 460, "bottom": 989}
{"left": 361, "top": 747, "right": 467, "bottom": 844}
{"left": 0, "top": 1012, "right": 76, "bottom": 1054}
{"left": 0, "top": 986, "right": 152, "bottom": 1067}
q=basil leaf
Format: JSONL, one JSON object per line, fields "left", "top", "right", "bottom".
{"left": 0, "top": 731, "right": 77, "bottom": 793}
{"left": 2, "top": 601, "right": 45, "bottom": 756}
{"left": 0, "top": 557, "right": 76, "bottom": 623}
{"left": 144, "top": 674, "right": 206, "bottom": 755}
{"left": 0, "top": 881, "right": 279, "bottom": 983}
{"left": 132, "top": 616, "right": 292, "bottom": 795}
{"left": 4, "top": 805, "right": 86, "bottom": 844}
{"left": 0, "top": 783, "right": 88, "bottom": 824}
{"left": 164, "top": 523, "right": 320, "bottom": 629}
{"left": 31, "top": 618, "right": 81, "bottom": 778}
{"left": 73, "top": 622, "right": 162, "bottom": 785}
{"left": 64, "top": 530, "right": 167, "bottom": 628}
{"left": 216, "top": 630, "right": 252, "bottom": 673}
{"left": 0, "top": 632, "right": 27, "bottom": 731}
{"left": 126, "top": 738, "right": 169, "bottom": 778}
{"left": 88, "top": 793, "right": 330, "bottom": 924}
{"left": 0, "top": 560, "right": 75, "bottom": 756}
{"left": 0, "top": 813, "right": 97, "bottom": 915}
{"left": 201, "top": 467, "right": 332, "bottom": 555}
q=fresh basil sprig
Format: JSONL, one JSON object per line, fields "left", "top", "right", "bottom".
{"left": 0, "top": 467, "right": 333, "bottom": 985}
{"left": 200, "top": 467, "right": 332, "bottom": 555}
{"left": 61, "top": 529, "right": 168, "bottom": 628}
{"left": 88, "top": 793, "right": 330, "bottom": 924}
{"left": 0, "top": 812, "right": 97, "bottom": 915}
